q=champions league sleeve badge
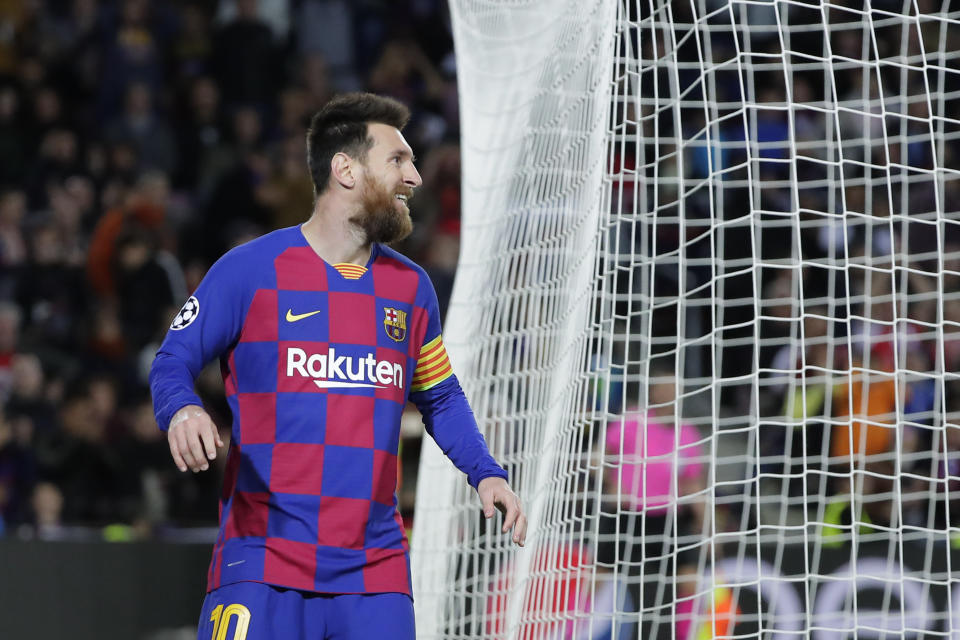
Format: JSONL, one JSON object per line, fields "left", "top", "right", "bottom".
{"left": 383, "top": 307, "right": 407, "bottom": 342}
{"left": 171, "top": 296, "right": 200, "bottom": 330}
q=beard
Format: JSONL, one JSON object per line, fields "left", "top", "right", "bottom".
{"left": 350, "top": 174, "right": 414, "bottom": 245}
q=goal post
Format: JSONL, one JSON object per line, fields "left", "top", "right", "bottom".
{"left": 411, "top": 1, "right": 619, "bottom": 636}
{"left": 412, "top": 2, "right": 960, "bottom": 639}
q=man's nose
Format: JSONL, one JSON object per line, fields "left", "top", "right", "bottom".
{"left": 405, "top": 164, "right": 423, "bottom": 188}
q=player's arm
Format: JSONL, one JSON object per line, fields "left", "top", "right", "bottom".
{"left": 410, "top": 374, "right": 527, "bottom": 545}
{"left": 407, "top": 276, "right": 526, "bottom": 544}
{"left": 149, "top": 253, "right": 247, "bottom": 472}
{"left": 410, "top": 371, "right": 506, "bottom": 488}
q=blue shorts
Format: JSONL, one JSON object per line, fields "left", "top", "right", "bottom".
{"left": 196, "top": 581, "right": 415, "bottom": 640}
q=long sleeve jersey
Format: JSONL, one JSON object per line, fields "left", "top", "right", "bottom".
{"left": 150, "top": 226, "right": 507, "bottom": 596}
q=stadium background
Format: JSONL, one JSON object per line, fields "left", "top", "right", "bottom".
{"left": 0, "top": 1, "right": 460, "bottom": 637}
{"left": 0, "top": 0, "right": 459, "bottom": 534}
{"left": 0, "top": 1, "right": 958, "bottom": 639}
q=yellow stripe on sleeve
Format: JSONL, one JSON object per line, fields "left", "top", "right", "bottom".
{"left": 411, "top": 335, "right": 454, "bottom": 391}
{"left": 415, "top": 358, "right": 452, "bottom": 381}
{"left": 415, "top": 348, "right": 446, "bottom": 372}
{"left": 417, "top": 335, "right": 443, "bottom": 358}
{"left": 412, "top": 365, "right": 453, "bottom": 391}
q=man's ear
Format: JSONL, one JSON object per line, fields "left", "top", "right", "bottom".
{"left": 330, "top": 152, "right": 356, "bottom": 189}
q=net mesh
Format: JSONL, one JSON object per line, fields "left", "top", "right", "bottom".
{"left": 412, "top": 2, "right": 960, "bottom": 638}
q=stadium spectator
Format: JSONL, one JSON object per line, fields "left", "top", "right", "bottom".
{"left": 172, "top": 3, "right": 214, "bottom": 82}
{"left": 753, "top": 84, "right": 791, "bottom": 164}
{"left": 0, "top": 402, "right": 37, "bottom": 531}
{"left": 27, "top": 85, "right": 69, "bottom": 148}
{"left": 944, "top": 297, "right": 960, "bottom": 376}
{"left": 56, "top": 0, "right": 104, "bottom": 73}
{"left": 100, "top": 139, "right": 140, "bottom": 195}
{"left": 675, "top": 561, "right": 740, "bottom": 640}
{"left": 114, "top": 224, "right": 177, "bottom": 350}
{"left": 599, "top": 354, "right": 707, "bottom": 628}
{"left": 0, "top": 302, "right": 21, "bottom": 400}
{"left": 199, "top": 140, "right": 272, "bottom": 261}
{"left": 831, "top": 273, "right": 906, "bottom": 469}
{"left": 26, "top": 127, "right": 82, "bottom": 207}
{"left": 935, "top": 383, "right": 960, "bottom": 538}
{"left": 210, "top": 0, "right": 280, "bottom": 110}
{"left": 0, "top": 85, "right": 27, "bottom": 185}
{"left": 603, "top": 360, "right": 707, "bottom": 534}
{"left": 760, "top": 309, "right": 834, "bottom": 496}
{"left": 87, "top": 373, "right": 122, "bottom": 438}
{"left": 16, "top": 218, "right": 88, "bottom": 350}
{"left": 821, "top": 459, "right": 897, "bottom": 548}
{"left": 368, "top": 38, "right": 446, "bottom": 111}
{"left": 0, "top": 189, "right": 27, "bottom": 298}
{"left": 173, "top": 76, "right": 227, "bottom": 191}
{"left": 193, "top": 103, "right": 266, "bottom": 207}
{"left": 294, "top": 1, "right": 358, "bottom": 92}
{"left": 830, "top": 366, "right": 899, "bottom": 467}
{"left": 28, "top": 481, "right": 66, "bottom": 540}
{"left": 46, "top": 181, "right": 87, "bottom": 265}
{"left": 112, "top": 392, "right": 197, "bottom": 530}
{"left": 254, "top": 134, "right": 314, "bottom": 229}
{"left": 96, "top": 0, "right": 175, "bottom": 123}
{"left": 64, "top": 174, "right": 98, "bottom": 233}
{"left": 272, "top": 86, "right": 312, "bottom": 145}
{"left": 6, "top": 353, "right": 57, "bottom": 437}
{"left": 216, "top": 0, "right": 290, "bottom": 43}
{"left": 104, "top": 81, "right": 178, "bottom": 176}
{"left": 87, "top": 170, "right": 170, "bottom": 298}
{"left": 85, "top": 299, "right": 129, "bottom": 373}
{"left": 34, "top": 381, "right": 124, "bottom": 525}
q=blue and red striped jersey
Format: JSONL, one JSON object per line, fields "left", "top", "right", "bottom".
{"left": 149, "top": 226, "right": 507, "bottom": 596}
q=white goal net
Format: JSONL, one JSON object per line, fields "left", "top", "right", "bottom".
{"left": 412, "top": 2, "right": 960, "bottom": 639}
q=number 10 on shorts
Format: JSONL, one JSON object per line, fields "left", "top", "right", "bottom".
{"left": 210, "top": 603, "right": 251, "bottom": 640}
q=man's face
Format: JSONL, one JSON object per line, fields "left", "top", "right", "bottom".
{"left": 351, "top": 123, "right": 422, "bottom": 244}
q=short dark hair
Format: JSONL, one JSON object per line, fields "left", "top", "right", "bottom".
{"left": 306, "top": 92, "right": 411, "bottom": 196}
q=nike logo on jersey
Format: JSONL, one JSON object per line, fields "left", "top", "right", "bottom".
{"left": 286, "top": 308, "right": 324, "bottom": 322}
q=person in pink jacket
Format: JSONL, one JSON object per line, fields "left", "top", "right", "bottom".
{"left": 599, "top": 358, "right": 707, "bottom": 636}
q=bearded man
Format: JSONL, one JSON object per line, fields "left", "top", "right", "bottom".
{"left": 150, "top": 92, "right": 525, "bottom": 640}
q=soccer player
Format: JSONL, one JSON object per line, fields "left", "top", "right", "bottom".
{"left": 150, "top": 92, "right": 526, "bottom": 640}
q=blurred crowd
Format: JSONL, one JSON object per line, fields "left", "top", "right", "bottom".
{"left": 574, "top": 10, "right": 960, "bottom": 635}
{"left": 1, "top": 0, "right": 958, "bottom": 557}
{"left": 0, "top": 0, "right": 466, "bottom": 538}
{"left": 604, "top": 0, "right": 960, "bottom": 534}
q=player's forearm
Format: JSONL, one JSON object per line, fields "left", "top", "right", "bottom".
{"left": 427, "top": 409, "right": 508, "bottom": 489}
{"left": 150, "top": 350, "right": 205, "bottom": 432}
{"left": 413, "top": 375, "right": 508, "bottom": 488}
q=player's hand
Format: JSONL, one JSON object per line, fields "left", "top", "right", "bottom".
{"left": 478, "top": 476, "right": 527, "bottom": 546}
{"left": 167, "top": 404, "right": 223, "bottom": 473}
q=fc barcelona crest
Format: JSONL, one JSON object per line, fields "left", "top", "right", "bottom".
{"left": 383, "top": 307, "right": 407, "bottom": 342}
